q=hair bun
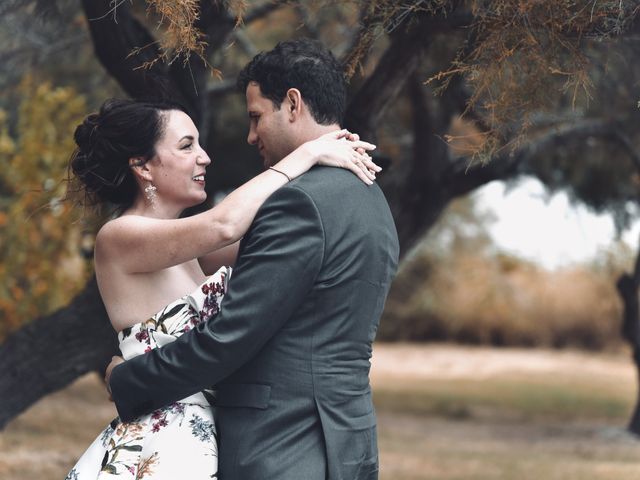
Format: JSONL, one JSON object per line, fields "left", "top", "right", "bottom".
{"left": 74, "top": 113, "right": 100, "bottom": 153}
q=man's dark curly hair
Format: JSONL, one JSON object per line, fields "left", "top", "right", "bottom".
{"left": 237, "top": 38, "right": 346, "bottom": 126}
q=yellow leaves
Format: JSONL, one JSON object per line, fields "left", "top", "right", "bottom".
{"left": 10, "top": 287, "right": 24, "bottom": 302}
{"left": 227, "top": 0, "right": 248, "bottom": 27}
{"left": 0, "top": 110, "right": 15, "bottom": 157}
{"left": 144, "top": 0, "right": 208, "bottom": 67}
{"left": 428, "top": 0, "right": 637, "bottom": 161}
{"left": 0, "top": 77, "right": 95, "bottom": 340}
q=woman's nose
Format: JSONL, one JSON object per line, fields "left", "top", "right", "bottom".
{"left": 197, "top": 151, "right": 211, "bottom": 165}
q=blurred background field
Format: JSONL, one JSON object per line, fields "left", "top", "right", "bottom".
{"left": 372, "top": 344, "right": 640, "bottom": 480}
{"left": 1, "top": 343, "right": 639, "bottom": 480}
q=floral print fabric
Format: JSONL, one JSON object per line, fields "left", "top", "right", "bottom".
{"left": 65, "top": 267, "right": 230, "bottom": 480}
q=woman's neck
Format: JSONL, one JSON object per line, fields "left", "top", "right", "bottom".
{"left": 126, "top": 196, "right": 182, "bottom": 219}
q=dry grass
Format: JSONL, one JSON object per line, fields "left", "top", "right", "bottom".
{"left": 382, "top": 250, "right": 624, "bottom": 350}
{"left": 373, "top": 344, "right": 640, "bottom": 480}
{"left": 378, "top": 412, "right": 640, "bottom": 480}
{"left": 1, "top": 343, "right": 639, "bottom": 479}
{"left": 0, "top": 374, "right": 116, "bottom": 479}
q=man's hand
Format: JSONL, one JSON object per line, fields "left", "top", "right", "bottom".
{"left": 105, "top": 355, "right": 124, "bottom": 400}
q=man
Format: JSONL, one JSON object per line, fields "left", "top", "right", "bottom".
{"left": 108, "top": 39, "right": 399, "bottom": 479}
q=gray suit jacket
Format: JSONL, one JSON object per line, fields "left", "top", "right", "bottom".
{"left": 110, "top": 166, "right": 399, "bottom": 479}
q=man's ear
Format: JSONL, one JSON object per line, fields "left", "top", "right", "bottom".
{"left": 129, "top": 157, "right": 153, "bottom": 182}
{"left": 285, "top": 88, "right": 303, "bottom": 121}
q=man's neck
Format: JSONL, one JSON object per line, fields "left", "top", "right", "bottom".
{"left": 297, "top": 123, "right": 342, "bottom": 144}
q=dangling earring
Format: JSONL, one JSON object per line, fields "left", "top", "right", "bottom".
{"left": 144, "top": 183, "right": 157, "bottom": 208}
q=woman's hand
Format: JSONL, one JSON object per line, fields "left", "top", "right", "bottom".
{"left": 303, "top": 129, "right": 381, "bottom": 185}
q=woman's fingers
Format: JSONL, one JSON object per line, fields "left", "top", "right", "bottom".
{"left": 311, "top": 133, "right": 381, "bottom": 184}
{"left": 346, "top": 132, "right": 360, "bottom": 142}
{"left": 322, "top": 128, "right": 350, "bottom": 140}
{"left": 343, "top": 150, "right": 369, "bottom": 183}
{"left": 322, "top": 130, "right": 373, "bottom": 150}
{"left": 349, "top": 145, "right": 381, "bottom": 173}
{"left": 349, "top": 140, "right": 376, "bottom": 152}
{"left": 348, "top": 159, "right": 374, "bottom": 185}
{"left": 359, "top": 153, "right": 382, "bottom": 173}
{"left": 349, "top": 151, "right": 377, "bottom": 184}
{"left": 357, "top": 155, "right": 377, "bottom": 181}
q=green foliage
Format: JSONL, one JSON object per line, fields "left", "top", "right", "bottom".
{"left": 0, "top": 77, "right": 94, "bottom": 339}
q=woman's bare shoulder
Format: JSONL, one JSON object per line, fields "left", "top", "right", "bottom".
{"left": 95, "top": 215, "right": 141, "bottom": 259}
{"left": 95, "top": 215, "right": 150, "bottom": 247}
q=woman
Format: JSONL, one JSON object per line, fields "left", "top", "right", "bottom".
{"left": 64, "top": 98, "right": 378, "bottom": 480}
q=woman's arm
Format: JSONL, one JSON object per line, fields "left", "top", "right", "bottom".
{"left": 96, "top": 130, "right": 378, "bottom": 274}
{"left": 199, "top": 241, "right": 240, "bottom": 273}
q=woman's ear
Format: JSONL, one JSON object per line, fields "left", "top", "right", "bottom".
{"left": 285, "top": 88, "right": 303, "bottom": 121}
{"left": 129, "top": 157, "right": 152, "bottom": 182}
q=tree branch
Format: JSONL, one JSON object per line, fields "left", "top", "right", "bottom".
{"left": 0, "top": 0, "right": 37, "bottom": 17}
{"left": 243, "top": 0, "right": 288, "bottom": 25}
{"left": 293, "top": 3, "right": 321, "bottom": 39}
{"left": 80, "top": 0, "right": 168, "bottom": 99}
{"left": 0, "top": 34, "right": 85, "bottom": 66}
{"left": 385, "top": 73, "right": 454, "bottom": 252}
{"left": 610, "top": 129, "right": 640, "bottom": 175}
{"left": 0, "top": 277, "right": 117, "bottom": 429}
{"left": 345, "top": 9, "right": 472, "bottom": 140}
{"left": 606, "top": 128, "right": 640, "bottom": 283}
{"left": 164, "top": 0, "right": 232, "bottom": 141}
{"left": 344, "top": 19, "right": 429, "bottom": 140}
{"left": 206, "top": 78, "right": 238, "bottom": 98}
{"left": 232, "top": 29, "right": 259, "bottom": 58}
{"left": 445, "top": 118, "right": 619, "bottom": 197}
{"left": 341, "top": 2, "right": 382, "bottom": 79}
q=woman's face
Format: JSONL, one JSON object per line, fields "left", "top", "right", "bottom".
{"left": 146, "top": 110, "right": 211, "bottom": 210}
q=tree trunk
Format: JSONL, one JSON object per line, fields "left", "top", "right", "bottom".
{"left": 80, "top": 0, "right": 231, "bottom": 131}
{"left": 617, "top": 264, "right": 640, "bottom": 434}
{"left": 0, "top": 276, "right": 117, "bottom": 429}
{"left": 80, "top": 0, "right": 166, "bottom": 99}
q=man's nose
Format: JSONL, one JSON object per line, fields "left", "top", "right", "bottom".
{"left": 247, "top": 126, "right": 258, "bottom": 146}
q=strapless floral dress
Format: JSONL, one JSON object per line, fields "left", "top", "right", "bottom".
{"left": 65, "top": 267, "right": 230, "bottom": 480}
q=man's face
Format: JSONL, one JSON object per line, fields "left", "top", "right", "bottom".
{"left": 245, "top": 82, "right": 297, "bottom": 168}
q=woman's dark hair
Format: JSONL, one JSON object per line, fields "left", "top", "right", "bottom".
{"left": 237, "top": 38, "right": 346, "bottom": 126}
{"left": 69, "top": 98, "right": 186, "bottom": 210}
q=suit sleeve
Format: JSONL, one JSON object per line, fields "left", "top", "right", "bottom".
{"left": 110, "top": 185, "right": 324, "bottom": 421}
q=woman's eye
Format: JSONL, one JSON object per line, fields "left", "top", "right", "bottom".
{"left": 181, "top": 143, "right": 193, "bottom": 150}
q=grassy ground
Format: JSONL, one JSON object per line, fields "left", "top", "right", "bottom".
{"left": 1, "top": 343, "right": 639, "bottom": 479}
{"left": 372, "top": 344, "right": 640, "bottom": 480}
